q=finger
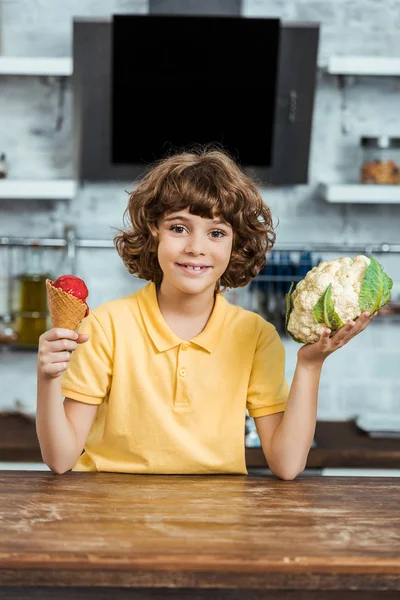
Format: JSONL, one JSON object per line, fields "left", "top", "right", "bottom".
{"left": 42, "top": 362, "right": 69, "bottom": 377}
{"left": 363, "top": 310, "right": 379, "bottom": 326}
{"left": 77, "top": 333, "right": 89, "bottom": 344}
{"left": 338, "top": 321, "right": 356, "bottom": 340}
{"left": 49, "top": 339, "right": 78, "bottom": 352}
{"left": 356, "top": 311, "right": 373, "bottom": 332}
{"left": 49, "top": 351, "right": 72, "bottom": 364}
{"left": 321, "top": 329, "right": 331, "bottom": 345}
{"left": 331, "top": 323, "right": 351, "bottom": 341}
{"left": 42, "top": 328, "right": 78, "bottom": 342}
{"left": 348, "top": 311, "right": 374, "bottom": 338}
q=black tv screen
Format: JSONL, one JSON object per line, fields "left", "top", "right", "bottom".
{"left": 112, "top": 15, "right": 280, "bottom": 167}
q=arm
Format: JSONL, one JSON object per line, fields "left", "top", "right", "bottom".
{"left": 257, "top": 311, "right": 376, "bottom": 481}
{"left": 255, "top": 360, "right": 321, "bottom": 481}
{"left": 36, "top": 376, "right": 97, "bottom": 474}
{"left": 36, "top": 328, "right": 97, "bottom": 474}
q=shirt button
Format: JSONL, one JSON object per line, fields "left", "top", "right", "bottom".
{"left": 179, "top": 368, "right": 187, "bottom": 377}
{"left": 181, "top": 343, "right": 189, "bottom": 351}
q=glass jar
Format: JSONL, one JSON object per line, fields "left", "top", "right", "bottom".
{"left": 360, "top": 136, "right": 400, "bottom": 184}
{"left": 14, "top": 245, "right": 51, "bottom": 347}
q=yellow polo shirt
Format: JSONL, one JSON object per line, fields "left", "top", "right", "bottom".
{"left": 61, "top": 282, "right": 288, "bottom": 475}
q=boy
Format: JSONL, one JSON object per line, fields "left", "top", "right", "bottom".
{"left": 36, "top": 147, "right": 376, "bottom": 478}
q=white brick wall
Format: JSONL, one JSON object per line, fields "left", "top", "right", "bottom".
{"left": 0, "top": 0, "right": 399, "bottom": 421}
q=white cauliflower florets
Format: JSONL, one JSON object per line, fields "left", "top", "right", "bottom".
{"left": 287, "top": 255, "right": 370, "bottom": 344}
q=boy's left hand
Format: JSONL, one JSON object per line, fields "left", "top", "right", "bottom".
{"left": 297, "top": 311, "right": 378, "bottom": 367}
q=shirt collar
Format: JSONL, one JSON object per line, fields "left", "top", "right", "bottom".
{"left": 137, "top": 282, "right": 227, "bottom": 354}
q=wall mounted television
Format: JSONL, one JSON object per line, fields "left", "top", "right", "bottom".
{"left": 73, "top": 17, "right": 319, "bottom": 184}
{"left": 112, "top": 15, "right": 280, "bottom": 169}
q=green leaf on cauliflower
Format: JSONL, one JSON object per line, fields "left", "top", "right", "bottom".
{"left": 359, "top": 256, "right": 393, "bottom": 314}
{"left": 313, "top": 283, "right": 345, "bottom": 331}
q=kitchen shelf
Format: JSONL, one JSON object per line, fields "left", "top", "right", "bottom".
{"left": 1, "top": 55, "right": 399, "bottom": 78}
{"left": 1, "top": 56, "right": 399, "bottom": 78}
{"left": 0, "top": 179, "right": 76, "bottom": 200}
{"left": 320, "top": 183, "right": 400, "bottom": 204}
{"left": 322, "top": 56, "right": 400, "bottom": 76}
{"left": 0, "top": 57, "right": 72, "bottom": 76}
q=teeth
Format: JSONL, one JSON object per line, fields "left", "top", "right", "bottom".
{"left": 179, "top": 264, "right": 210, "bottom": 271}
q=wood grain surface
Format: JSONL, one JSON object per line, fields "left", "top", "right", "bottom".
{"left": 0, "top": 471, "right": 399, "bottom": 597}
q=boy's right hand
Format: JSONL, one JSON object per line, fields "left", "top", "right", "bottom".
{"left": 38, "top": 328, "right": 89, "bottom": 380}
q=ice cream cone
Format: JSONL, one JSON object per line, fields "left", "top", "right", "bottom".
{"left": 46, "top": 279, "right": 87, "bottom": 331}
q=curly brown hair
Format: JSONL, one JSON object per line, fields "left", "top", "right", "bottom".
{"left": 114, "top": 145, "right": 276, "bottom": 289}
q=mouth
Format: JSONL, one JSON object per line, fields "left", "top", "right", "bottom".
{"left": 176, "top": 263, "right": 212, "bottom": 275}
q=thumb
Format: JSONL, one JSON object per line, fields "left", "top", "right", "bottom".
{"left": 77, "top": 333, "right": 90, "bottom": 344}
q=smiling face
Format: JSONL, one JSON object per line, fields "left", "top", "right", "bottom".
{"left": 157, "top": 207, "right": 233, "bottom": 296}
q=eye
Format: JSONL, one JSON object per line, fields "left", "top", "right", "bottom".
{"left": 210, "top": 230, "right": 226, "bottom": 238}
{"left": 170, "top": 225, "right": 187, "bottom": 234}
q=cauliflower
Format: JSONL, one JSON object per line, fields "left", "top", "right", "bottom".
{"left": 286, "top": 255, "right": 393, "bottom": 344}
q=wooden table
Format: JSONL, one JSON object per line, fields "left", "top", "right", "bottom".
{"left": 0, "top": 472, "right": 399, "bottom": 599}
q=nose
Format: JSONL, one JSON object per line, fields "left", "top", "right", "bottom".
{"left": 184, "top": 231, "right": 205, "bottom": 256}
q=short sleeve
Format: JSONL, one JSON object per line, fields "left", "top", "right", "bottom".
{"left": 246, "top": 325, "right": 289, "bottom": 418}
{"left": 61, "top": 311, "right": 113, "bottom": 405}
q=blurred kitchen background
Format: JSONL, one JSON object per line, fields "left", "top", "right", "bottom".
{"left": 1, "top": 0, "right": 400, "bottom": 472}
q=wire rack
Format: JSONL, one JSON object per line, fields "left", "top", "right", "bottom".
{"left": 1, "top": 228, "right": 399, "bottom": 321}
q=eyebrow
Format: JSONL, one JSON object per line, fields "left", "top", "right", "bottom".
{"left": 164, "top": 215, "right": 230, "bottom": 227}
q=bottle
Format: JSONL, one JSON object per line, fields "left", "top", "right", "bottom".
{"left": 15, "top": 245, "right": 51, "bottom": 347}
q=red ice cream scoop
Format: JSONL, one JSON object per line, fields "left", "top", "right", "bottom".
{"left": 52, "top": 275, "right": 89, "bottom": 317}
{"left": 53, "top": 275, "right": 89, "bottom": 301}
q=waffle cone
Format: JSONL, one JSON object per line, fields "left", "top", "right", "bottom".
{"left": 46, "top": 279, "right": 87, "bottom": 331}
